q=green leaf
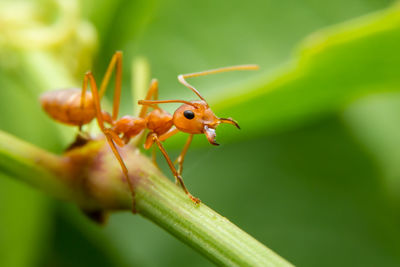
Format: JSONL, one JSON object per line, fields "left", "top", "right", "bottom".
{"left": 95, "top": 0, "right": 396, "bottom": 147}
{"left": 128, "top": 0, "right": 392, "bottom": 103}
{"left": 343, "top": 92, "right": 400, "bottom": 201}
{"left": 212, "top": 4, "right": 400, "bottom": 142}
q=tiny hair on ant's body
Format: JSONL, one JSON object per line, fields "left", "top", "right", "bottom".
{"left": 40, "top": 51, "right": 259, "bottom": 206}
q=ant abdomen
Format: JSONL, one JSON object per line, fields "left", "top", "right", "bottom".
{"left": 40, "top": 88, "right": 95, "bottom": 126}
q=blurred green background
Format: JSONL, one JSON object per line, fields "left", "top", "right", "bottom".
{"left": 1, "top": 0, "right": 400, "bottom": 266}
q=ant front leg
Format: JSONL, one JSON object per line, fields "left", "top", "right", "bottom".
{"left": 139, "top": 78, "right": 160, "bottom": 167}
{"left": 176, "top": 134, "right": 193, "bottom": 176}
{"left": 148, "top": 132, "right": 200, "bottom": 204}
{"left": 158, "top": 128, "right": 191, "bottom": 176}
{"left": 158, "top": 127, "right": 180, "bottom": 171}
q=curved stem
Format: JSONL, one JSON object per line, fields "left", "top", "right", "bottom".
{"left": 135, "top": 171, "right": 292, "bottom": 266}
{"left": 0, "top": 131, "right": 69, "bottom": 198}
{"left": 0, "top": 130, "right": 293, "bottom": 267}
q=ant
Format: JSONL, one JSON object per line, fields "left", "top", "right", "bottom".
{"left": 40, "top": 51, "right": 258, "bottom": 205}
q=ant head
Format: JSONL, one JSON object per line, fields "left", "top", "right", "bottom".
{"left": 173, "top": 100, "right": 239, "bottom": 145}
{"left": 140, "top": 64, "right": 257, "bottom": 145}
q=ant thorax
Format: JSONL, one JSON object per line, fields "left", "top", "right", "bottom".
{"left": 145, "top": 109, "right": 174, "bottom": 136}
{"left": 113, "top": 116, "right": 146, "bottom": 142}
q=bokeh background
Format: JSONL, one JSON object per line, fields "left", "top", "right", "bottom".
{"left": 1, "top": 0, "right": 400, "bottom": 266}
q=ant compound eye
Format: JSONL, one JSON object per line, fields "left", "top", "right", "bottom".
{"left": 183, "top": 110, "right": 195, "bottom": 120}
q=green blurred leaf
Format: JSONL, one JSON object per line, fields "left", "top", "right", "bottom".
{"left": 94, "top": 0, "right": 396, "bottom": 147}
{"left": 212, "top": 4, "right": 400, "bottom": 142}
{"left": 343, "top": 92, "right": 400, "bottom": 201}
{"left": 128, "top": 0, "right": 392, "bottom": 101}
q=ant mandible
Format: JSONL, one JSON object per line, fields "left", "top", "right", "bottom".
{"left": 40, "top": 51, "right": 259, "bottom": 204}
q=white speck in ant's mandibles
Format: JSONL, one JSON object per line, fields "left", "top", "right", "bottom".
{"left": 40, "top": 51, "right": 259, "bottom": 205}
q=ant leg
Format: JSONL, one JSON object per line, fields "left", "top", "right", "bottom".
{"left": 176, "top": 134, "right": 193, "bottom": 176}
{"left": 104, "top": 133, "right": 127, "bottom": 174}
{"left": 177, "top": 64, "right": 259, "bottom": 101}
{"left": 157, "top": 127, "right": 180, "bottom": 172}
{"left": 84, "top": 72, "right": 136, "bottom": 212}
{"left": 78, "top": 55, "right": 116, "bottom": 127}
{"left": 98, "top": 51, "right": 123, "bottom": 121}
{"left": 85, "top": 72, "right": 124, "bottom": 145}
{"left": 159, "top": 127, "right": 180, "bottom": 141}
{"left": 146, "top": 127, "right": 179, "bottom": 169}
{"left": 78, "top": 70, "right": 90, "bottom": 132}
{"left": 151, "top": 146, "right": 159, "bottom": 169}
{"left": 150, "top": 133, "right": 200, "bottom": 204}
{"left": 138, "top": 79, "right": 159, "bottom": 118}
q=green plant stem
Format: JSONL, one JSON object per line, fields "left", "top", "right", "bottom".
{"left": 0, "top": 131, "right": 69, "bottom": 198}
{"left": 135, "top": 169, "right": 292, "bottom": 266}
{"left": 0, "top": 130, "right": 293, "bottom": 266}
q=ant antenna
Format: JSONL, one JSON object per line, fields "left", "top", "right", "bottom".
{"left": 138, "top": 99, "right": 197, "bottom": 107}
{"left": 138, "top": 65, "right": 259, "bottom": 109}
{"left": 178, "top": 64, "right": 259, "bottom": 102}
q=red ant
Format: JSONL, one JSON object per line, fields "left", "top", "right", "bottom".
{"left": 40, "top": 51, "right": 258, "bottom": 204}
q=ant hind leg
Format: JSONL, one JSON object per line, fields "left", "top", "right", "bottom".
{"left": 138, "top": 79, "right": 159, "bottom": 118}
{"left": 84, "top": 72, "right": 137, "bottom": 212}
